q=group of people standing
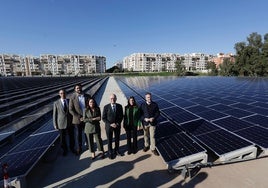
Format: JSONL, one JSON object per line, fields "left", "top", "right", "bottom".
{"left": 53, "top": 83, "right": 160, "bottom": 161}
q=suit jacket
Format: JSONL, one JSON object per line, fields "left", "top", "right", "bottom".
{"left": 83, "top": 107, "right": 101, "bottom": 134}
{"left": 102, "top": 103, "right": 123, "bottom": 129}
{"left": 69, "top": 92, "right": 91, "bottom": 124}
{"left": 53, "top": 99, "right": 71, "bottom": 129}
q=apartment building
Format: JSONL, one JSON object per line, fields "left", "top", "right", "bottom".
{"left": 0, "top": 54, "right": 106, "bottom": 76}
{"left": 212, "top": 53, "right": 235, "bottom": 68}
{"left": 183, "top": 53, "right": 214, "bottom": 72}
{"left": 123, "top": 53, "right": 180, "bottom": 72}
{"left": 123, "top": 53, "right": 214, "bottom": 72}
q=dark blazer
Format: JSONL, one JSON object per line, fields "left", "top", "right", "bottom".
{"left": 140, "top": 101, "right": 160, "bottom": 126}
{"left": 69, "top": 92, "right": 91, "bottom": 124}
{"left": 102, "top": 103, "right": 123, "bottom": 129}
{"left": 53, "top": 99, "right": 71, "bottom": 129}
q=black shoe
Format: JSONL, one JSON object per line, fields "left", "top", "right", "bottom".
{"left": 109, "top": 154, "right": 114, "bottom": 160}
{"left": 143, "top": 147, "right": 149, "bottom": 152}
{"left": 114, "top": 151, "right": 123, "bottom": 156}
{"left": 152, "top": 150, "right": 159, "bottom": 156}
{"left": 127, "top": 151, "right": 132, "bottom": 155}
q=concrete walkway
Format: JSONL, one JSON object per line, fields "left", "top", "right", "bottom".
{"left": 26, "top": 77, "right": 268, "bottom": 188}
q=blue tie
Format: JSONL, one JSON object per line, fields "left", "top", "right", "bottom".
{"left": 63, "top": 100, "right": 67, "bottom": 112}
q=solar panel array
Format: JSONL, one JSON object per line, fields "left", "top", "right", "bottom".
{"left": 117, "top": 76, "right": 268, "bottom": 167}
{"left": 117, "top": 80, "right": 208, "bottom": 167}
{"left": 0, "top": 120, "right": 58, "bottom": 177}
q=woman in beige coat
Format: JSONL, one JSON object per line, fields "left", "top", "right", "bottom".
{"left": 83, "top": 98, "right": 104, "bottom": 160}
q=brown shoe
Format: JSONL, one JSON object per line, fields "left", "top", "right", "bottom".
{"left": 143, "top": 147, "right": 149, "bottom": 152}
{"left": 152, "top": 150, "right": 159, "bottom": 156}
{"left": 100, "top": 152, "right": 105, "bottom": 159}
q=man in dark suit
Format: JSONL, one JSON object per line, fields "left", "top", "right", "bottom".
{"left": 102, "top": 93, "right": 123, "bottom": 159}
{"left": 69, "top": 84, "right": 91, "bottom": 155}
{"left": 53, "top": 89, "right": 72, "bottom": 156}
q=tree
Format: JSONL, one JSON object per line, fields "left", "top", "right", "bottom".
{"left": 206, "top": 61, "right": 218, "bottom": 76}
{"left": 175, "top": 58, "right": 185, "bottom": 76}
{"left": 219, "top": 59, "right": 237, "bottom": 76}
{"left": 234, "top": 32, "right": 268, "bottom": 76}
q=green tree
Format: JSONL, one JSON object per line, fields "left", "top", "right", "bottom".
{"left": 175, "top": 58, "right": 185, "bottom": 76}
{"left": 261, "top": 33, "right": 268, "bottom": 76}
{"left": 219, "top": 59, "right": 237, "bottom": 76}
{"left": 234, "top": 32, "right": 268, "bottom": 76}
{"left": 206, "top": 61, "right": 218, "bottom": 76}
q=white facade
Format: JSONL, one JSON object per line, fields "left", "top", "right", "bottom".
{"left": 183, "top": 53, "right": 213, "bottom": 72}
{"left": 0, "top": 54, "right": 106, "bottom": 76}
{"left": 123, "top": 53, "right": 180, "bottom": 72}
{"left": 123, "top": 53, "right": 213, "bottom": 72}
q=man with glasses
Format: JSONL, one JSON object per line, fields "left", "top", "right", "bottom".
{"left": 102, "top": 94, "right": 123, "bottom": 159}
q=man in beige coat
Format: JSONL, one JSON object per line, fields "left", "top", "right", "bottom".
{"left": 69, "top": 84, "right": 91, "bottom": 155}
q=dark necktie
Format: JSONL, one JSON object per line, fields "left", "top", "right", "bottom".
{"left": 63, "top": 100, "right": 67, "bottom": 112}
{"left": 112, "top": 105, "right": 115, "bottom": 113}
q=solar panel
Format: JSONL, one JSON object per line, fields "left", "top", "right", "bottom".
{"left": 156, "top": 132, "right": 206, "bottom": 162}
{"left": 185, "top": 105, "right": 210, "bottom": 113}
{"left": 118, "top": 76, "right": 267, "bottom": 164}
{"left": 242, "top": 114, "right": 268, "bottom": 128}
{"left": 154, "top": 99, "right": 175, "bottom": 109}
{"left": 11, "top": 131, "right": 59, "bottom": 153}
{"left": 161, "top": 106, "right": 186, "bottom": 116}
{"left": 213, "top": 116, "right": 255, "bottom": 132}
{"left": 0, "top": 148, "right": 47, "bottom": 177}
{"left": 230, "top": 103, "right": 254, "bottom": 110}
{"left": 196, "top": 129, "right": 253, "bottom": 156}
{"left": 171, "top": 111, "right": 200, "bottom": 124}
{"left": 0, "top": 130, "right": 59, "bottom": 178}
{"left": 155, "top": 121, "right": 182, "bottom": 139}
{"left": 181, "top": 119, "right": 220, "bottom": 136}
{"left": 228, "top": 97, "right": 256, "bottom": 104}
{"left": 157, "top": 93, "right": 179, "bottom": 100}
{"left": 249, "top": 102, "right": 268, "bottom": 109}
{"left": 223, "top": 108, "right": 254, "bottom": 118}
{"left": 190, "top": 98, "right": 218, "bottom": 106}
{"left": 169, "top": 99, "right": 196, "bottom": 108}
{"left": 208, "top": 97, "right": 237, "bottom": 105}
{"left": 247, "top": 106, "right": 268, "bottom": 116}
{"left": 157, "top": 114, "right": 168, "bottom": 124}
{"left": 234, "top": 126, "right": 268, "bottom": 148}
{"left": 196, "top": 110, "right": 228, "bottom": 121}
{"left": 209, "top": 104, "right": 234, "bottom": 112}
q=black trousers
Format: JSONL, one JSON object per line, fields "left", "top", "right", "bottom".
{"left": 125, "top": 127, "right": 138, "bottom": 152}
{"left": 105, "top": 126, "right": 121, "bottom": 154}
{"left": 59, "top": 128, "right": 68, "bottom": 152}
